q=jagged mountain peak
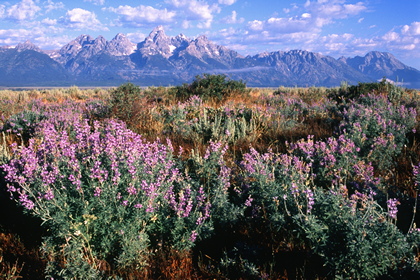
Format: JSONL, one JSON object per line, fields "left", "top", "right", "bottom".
{"left": 154, "top": 25, "right": 165, "bottom": 32}
{"left": 173, "top": 33, "right": 189, "bottom": 43}
{"left": 56, "top": 34, "right": 109, "bottom": 65}
{"left": 108, "top": 33, "right": 136, "bottom": 56}
{"left": 2, "top": 26, "right": 419, "bottom": 88}
{"left": 195, "top": 34, "right": 209, "bottom": 42}
{"left": 146, "top": 25, "right": 169, "bottom": 42}
{"left": 95, "top": 35, "right": 106, "bottom": 42}
{"left": 365, "top": 51, "right": 394, "bottom": 58}
{"left": 185, "top": 35, "right": 222, "bottom": 59}
{"left": 342, "top": 51, "right": 408, "bottom": 75}
{"left": 286, "top": 49, "right": 323, "bottom": 58}
{"left": 175, "top": 33, "right": 188, "bottom": 40}
{"left": 16, "top": 40, "right": 41, "bottom": 52}
{"left": 254, "top": 51, "right": 273, "bottom": 58}
{"left": 360, "top": 51, "right": 400, "bottom": 65}
{"left": 73, "top": 34, "right": 94, "bottom": 46}
{"left": 252, "top": 50, "right": 326, "bottom": 65}
{"left": 113, "top": 33, "right": 127, "bottom": 40}
{"left": 340, "top": 51, "right": 398, "bottom": 63}
{"left": 93, "top": 36, "right": 107, "bottom": 48}
{"left": 138, "top": 25, "right": 175, "bottom": 58}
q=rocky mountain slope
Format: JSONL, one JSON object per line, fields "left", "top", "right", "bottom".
{"left": 0, "top": 41, "right": 71, "bottom": 86}
{"left": 339, "top": 51, "right": 420, "bottom": 87}
{"left": 0, "top": 26, "right": 419, "bottom": 88}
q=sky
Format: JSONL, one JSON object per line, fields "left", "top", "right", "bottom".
{"left": 0, "top": 0, "right": 419, "bottom": 69}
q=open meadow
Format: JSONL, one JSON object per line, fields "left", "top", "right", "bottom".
{"left": 0, "top": 75, "right": 419, "bottom": 279}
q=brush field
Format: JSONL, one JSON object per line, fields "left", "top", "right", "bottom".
{"left": 0, "top": 76, "right": 419, "bottom": 279}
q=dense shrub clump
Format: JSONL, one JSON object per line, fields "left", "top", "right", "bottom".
{"left": 172, "top": 73, "right": 249, "bottom": 102}
{"left": 327, "top": 78, "right": 408, "bottom": 104}
{"left": 109, "top": 82, "right": 142, "bottom": 122}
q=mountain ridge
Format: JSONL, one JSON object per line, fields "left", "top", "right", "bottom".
{"left": 1, "top": 26, "right": 419, "bottom": 88}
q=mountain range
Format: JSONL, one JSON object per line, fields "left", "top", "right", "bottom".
{"left": 0, "top": 26, "right": 419, "bottom": 88}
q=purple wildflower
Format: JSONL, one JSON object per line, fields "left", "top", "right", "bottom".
{"left": 19, "top": 191, "right": 35, "bottom": 210}
{"left": 94, "top": 187, "right": 102, "bottom": 197}
{"left": 244, "top": 196, "right": 253, "bottom": 207}
{"left": 414, "top": 163, "right": 420, "bottom": 187}
{"left": 387, "top": 198, "right": 399, "bottom": 219}
{"left": 127, "top": 185, "right": 137, "bottom": 195}
{"left": 304, "top": 189, "right": 315, "bottom": 214}
{"left": 290, "top": 183, "right": 299, "bottom": 195}
{"left": 190, "top": 230, "right": 198, "bottom": 242}
{"left": 44, "top": 189, "right": 54, "bottom": 200}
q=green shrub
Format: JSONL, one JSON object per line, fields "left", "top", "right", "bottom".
{"left": 300, "top": 189, "right": 413, "bottom": 279}
{"left": 109, "top": 82, "right": 142, "bottom": 121}
{"left": 159, "top": 96, "right": 264, "bottom": 147}
{"left": 328, "top": 79, "right": 408, "bottom": 104}
{"left": 172, "top": 74, "right": 248, "bottom": 102}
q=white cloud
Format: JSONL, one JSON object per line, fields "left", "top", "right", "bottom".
{"left": 0, "top": 26, "right": 68, "bottom": 49}
{"left": 266, "top": 17, "right": 311, "bottom": 33}
{"left": 107, "top": 5, "right": 176, "bottom": 27}
{"left": 41, "top": 18, "right": 58, "bottom": 25}
{"left": 226, "top": 0, "right": 369, "bottom": 56}
{"left": 166, "top": 0, "right": 220, "bottom": 28}
{"left": 246, "top": 14, "right": 315, "bottom": 36}
{"left": 248, "top": 20, "right": 264, "bottom": 31}
{"left": 241, "top": 0, "right": 367, "bottom": 48}
{"left": 0, "top": 16, "right": 70, "bottom": 48}
{"left": 189, "top": 1, "right": 219, "bottom": 20}
{"left": 0, "top": 28, "right": 37, "bottom": 45}
{"left": 60, "top": 8, "right": 108, "bottom": 31}
{"left": 197, "top": 19, "right": 212, "bottom": 29}
{"left": 33, "top": 35, "right": 72, "bottom": 49}
{"left": 343, "top": 3, "right": 366, "bottom": 15}
{"left": 127, "top": 32, "right": 146, "bottom": 44}
{"left": 218, "top": 0, "right": 237, "bottom": 5}
{"left": 382, "top": 22, "right": 420, "bottom": 55}
{"left": 219, "top": 27, "right": 236, "bottom": 37}
{"left": 305, "top": 0, "right": 367, "bottom": 27}
{"left": 382, "top": 31, "right": 399, "bottom": 41}
{"left": 317, "top": 33, "right": 355, "bottom": 52}
{"left": 0, "top": 5, "right": 5, "bottom": 19}
{"left": 6, "top": 0, "right": 41, "bottom": 21}
{"left": 296, "top": 20, "right": 420, "bottom": 64}
{"left": 221, "top": 10, "right": 244, "bottom": 24}
{"left": 84, "top": 0, "right": 105, "bottom": 5}
{"left": 182, "top": 20, "right": 191, "bottom": 29}
{"left": 44, "top": 0, "right": 65, "bottom": 13}
{"left": 402, "top": 22, "right": 420, "bottom": 36}
{"left": 400, "top": 44, "right": 415, "bottom": 50}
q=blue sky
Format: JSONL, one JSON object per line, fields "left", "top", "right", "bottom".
{"left": 0, "top": 0, "right": 419, "bottom": 69}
